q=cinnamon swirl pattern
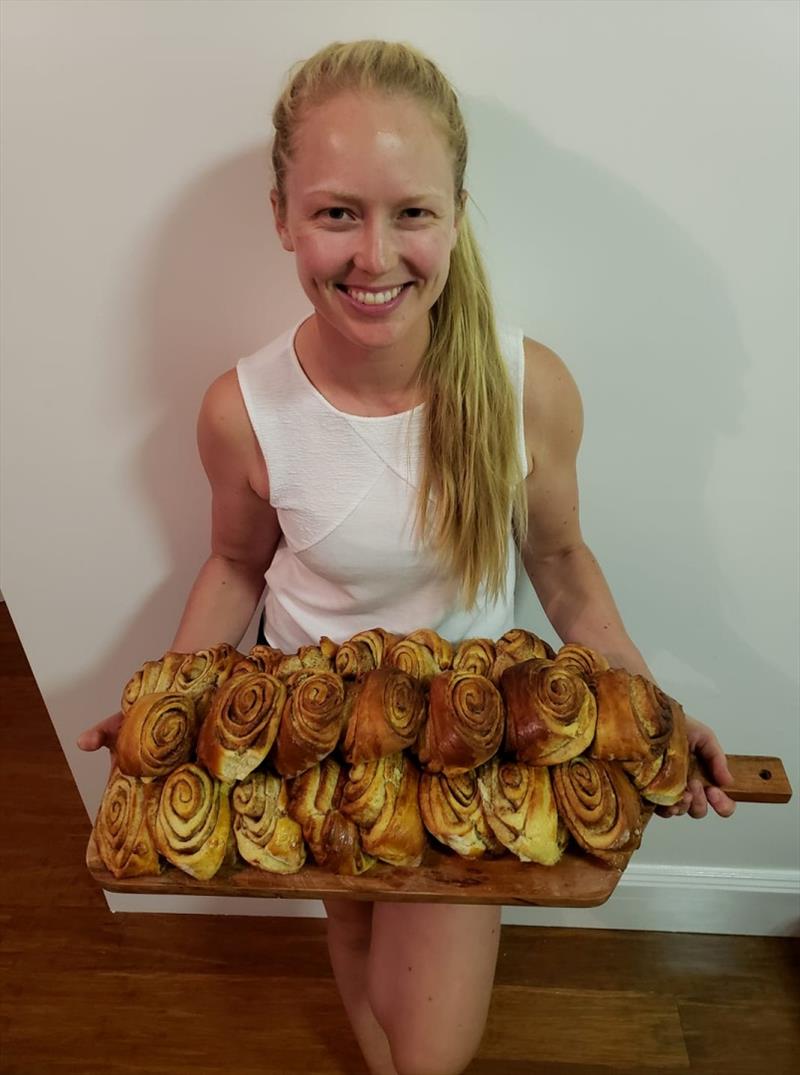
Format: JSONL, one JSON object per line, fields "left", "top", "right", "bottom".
{"left": 500, "top": 659, "right": 597, "bottom": 765}
{"left": 197, "top": 673, "right": 287, "bottom": 783}
{"left": 93, "top": 767, "right": 163, "bottom": 879}
{"left": 416, "top": 671, "right": 504, "bottom": 775}
{"left": 116, "top": 692, "right": 199, "bottom": 779}
{"left": 100, "top": 625, "right": 691, "bottom": 879}
{"left": 154, "top": 763, "right": 233, "bottom": 880}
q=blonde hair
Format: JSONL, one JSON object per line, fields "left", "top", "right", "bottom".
{"left": 270, "top": 40, "right": 527, "bottom": 609}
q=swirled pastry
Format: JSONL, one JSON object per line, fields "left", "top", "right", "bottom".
{"left": 340, "top": 752, "right": 426, "bottom": 867}
{"left": 116, "top": 692, "right": 199, "bottom": 779}
{"left": 590, "top": 669, "right": 674, "bottom": 762}
{"left": 196, "top": 672, "right": 287, "bottom": 783}
{"left": 172, "top": 643, "right": 243, "bottom": 718}
{"left": 477, "top": 758, "right": 568, "bottom": 865}
{"left": 273, "top": 671, "right": 346, "bottom": 778}
{"left": 554, "top": 643, "right": 610, "bottom": 681}
{"left": 154, "top": 763, "right": 233, "bottom": 880}
{"left": 335, "top": 628, "right": 402, "bottom": 678}
{"left": 500, "top": 659, "right": 597, "bottom": 765}
{"left": 552, "top": 756, "right": 644, "bottom": 869}
{"left": 93, "top": 766, "right": 163, "bottom": 878}
{"left": 287, "top": 758, "right": 375, "bottom": 875}
{"left": 231, "top": 769, "right": 306, "bottom": 873}
{"left": 274, "top": 638, "right": 338, "bottom": 680}
{"left": 418, "top": 769, "right": 504, "bottom": 858}
{"left": 492, "top": 628, "right": 555, "bottom": 681}
{"left": 229, "top": 645, "right": 285, "bottom": 682}
{"left": 415, "top": 671, "right": 504, "bottom": 775}
{"left": 622, "top": 695, "right": 689, "bottom": 805}
{"left": 385, "top": 630, "right": 453, "bottom": 682}
{"left": 452, "top": 638, "right": 497, "bottom": 678}
{"left": 341, "top": 667, "right": 425, "bottom": 764}
{"left": 120, "top": 652, "right": 188, "bottom": 714}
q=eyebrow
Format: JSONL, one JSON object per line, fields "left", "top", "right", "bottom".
{"left": 305, "top": 188, "right": 444, "bottom": 205}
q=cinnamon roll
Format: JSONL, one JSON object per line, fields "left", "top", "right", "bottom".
{"left": 477, "top": 758, "right": 568, "bottom": 865}
{"left": 416, "top": 671, "right": 504, "bottom": 775}
{"left": 552, "top": 756, "right": 644, "bottom": 869}
{"left": 272, "top": 671, "right": 346, "bottom": 778}
{"left": 93, "top": 766, "right": 163, "bottom": 878}
{"left": 341, "top": 667, "right": 425, "bottom": 763}
{"left": 116, "top": 692, "right": 199, "bottom": 779}
{"left": 154, "top": 762, "right": 233, "bottom": 880}
{"left": 340, "top": 752, "right": 427, "bottom": 867}
{"left": 231, "top": 769, "right": 306, "bottom": 873}
{"left": 590, "top": 669, "right": 674, "bottom": 762}
{"left": 196, "top": 672, "right": 287, "bottom": 783}
{"left": 500, "top": 658, "right": 597, "bottom": 765}
{"left": 418, "top": 768, "right": 504, "bottom": 858}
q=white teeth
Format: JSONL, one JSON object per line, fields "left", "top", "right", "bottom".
{"left": 345, "top": 285, "right": 404, "bottom": 305}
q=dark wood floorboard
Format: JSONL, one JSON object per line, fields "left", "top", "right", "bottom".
{"left": 1, "top": 600, "right": 798, "bottom": 1074}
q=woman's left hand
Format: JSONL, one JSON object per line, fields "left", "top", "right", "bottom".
{"left": 655, "top": 715, "right": 737, "bottom": 820}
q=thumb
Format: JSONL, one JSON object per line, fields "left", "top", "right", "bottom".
{"left": 77, "top": 729, "right": 102, "bottom": 752}
{"left": 693, "top": 730, "right": 733, "bottom": 786}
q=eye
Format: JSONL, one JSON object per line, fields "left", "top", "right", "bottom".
{"left": 318, "top": 208, "right": 431, "bottom": 222}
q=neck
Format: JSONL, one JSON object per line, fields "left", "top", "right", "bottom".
{"left": 296, "top": 313, "right": 431, "bottom": 416}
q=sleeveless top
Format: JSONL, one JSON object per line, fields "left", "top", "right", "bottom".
{"left": 236, "top": 314, "right": 527, "bottom": 651}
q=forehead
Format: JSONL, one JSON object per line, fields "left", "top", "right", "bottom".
{"left": 289, "top": 92, "right": 453, "bottom": 198}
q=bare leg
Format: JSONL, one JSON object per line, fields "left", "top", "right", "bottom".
{"left": 323, "top": 897, "right": 399, "bottom": 1075}
{"left": 368, "top": 901, "right": 502, "bottom": 1075}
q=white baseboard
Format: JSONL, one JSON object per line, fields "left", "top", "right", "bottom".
{"left": 105, "top": 864, "right": 800, "bottom": 936}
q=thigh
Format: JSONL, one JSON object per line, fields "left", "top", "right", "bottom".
{"left": 323, "top": 897, "right": 375, "bottom": 944}
{"left": 367, "top": 901, "right": 501, "bottom": 1069}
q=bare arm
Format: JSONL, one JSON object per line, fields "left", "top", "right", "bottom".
{"left": 170, "top": 368, "right": 281, "bottom": 652}
{"left": 519, "top": 337, "right": 735, "bottom": 819}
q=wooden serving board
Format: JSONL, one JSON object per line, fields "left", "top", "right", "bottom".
{"left": 85, "top": 754, "right": 792, "bottom": 907}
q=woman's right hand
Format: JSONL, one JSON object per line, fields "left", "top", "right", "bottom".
{"left": 77, "top": 711, "right": 124, "bottom": 764}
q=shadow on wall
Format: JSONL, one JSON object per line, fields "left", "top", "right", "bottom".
{"left": 59, "top": 94, "right": 797, "bottom": 870}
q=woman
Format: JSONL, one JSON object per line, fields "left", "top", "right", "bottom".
{"left": 78, "top": 40, "right": 736, "bottom": 1075}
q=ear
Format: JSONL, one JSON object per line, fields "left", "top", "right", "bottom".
{"left": 270, "top": 189, "right": 295, "bottom": 253}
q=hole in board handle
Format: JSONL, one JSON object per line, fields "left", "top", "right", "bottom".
{"left": 759, "top": 769, "right": 773, "bottom": 781}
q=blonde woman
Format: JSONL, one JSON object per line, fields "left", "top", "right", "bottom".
{"left": 79, "top": 40, "right": 736, "bottom": 1075}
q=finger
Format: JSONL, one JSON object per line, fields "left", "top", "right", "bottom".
{"left": 687, "top": 780, "right": 708, "bottom": 819}
{"left": 77, "top": 729, "right": 102, "bottom": 751}
{"left": 706, "top": 785, "right": 737, "bottom": 818}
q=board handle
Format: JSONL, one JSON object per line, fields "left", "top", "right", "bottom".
{"left": 688, "top": 753, "right": 792, "bottom": 803}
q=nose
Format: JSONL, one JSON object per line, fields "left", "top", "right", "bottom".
{"left": 351, "top": 215, "right": 399, "bottom": 278}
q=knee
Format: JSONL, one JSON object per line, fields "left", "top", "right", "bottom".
{"left": 386, "top": 1027, "right": 483, "bottom": 1075}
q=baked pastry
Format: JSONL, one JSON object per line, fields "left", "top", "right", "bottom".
{"left": 416, "top": 671, "right": 504, "bottom": 774}
{"left": 492, "top": 628, "right": 555, "bottom": 681}
{"left": 93, "top": 766, "right": 163, "bottom": 878}
{"left": 120, "top": 652, "right": 188, "bottom": 714}
{"left": 554, "top": 643, "right": 610, "bottom": 681}
{"left": 172, "top": 643, "right": 242, "bottom": 718}
{"left": 340, "top": 752, "right": 426, "bottom": 866}
{"left": 552, "top": 756, "right": 644, "bottom": 869}
{"left": 335, "top": 628, "right": 402, "bottom": 678}
{"left": 385, "top": 629, "right": 453, "bottom": 682}
{"left": 287, "top": 758, "right": 375, "bottom": 875}
{"left": 154, "top": 762, "right": 233, "bottom": 880}
{"left": 418, "top": 768, "right": 504, "bottom": 858}
{"left": 341, "top": 667, "right": 425, "bottom": 763}
{"left": 452, "top": 637, "right": 497, "bottom": 678}
{"left": 477, "top": 758, "right": 568, "bottom": 865}
{"left": 622, "top": 695, "right": 689, "bottom": 805}
{"left": 116, "top": 692, "right": 199, "bottom": 779}
{"left": 196, "top": 672, "right": 286, "bottom": 783}
{"left": 590, "top": 669, "right": 674, "bottom": 762}
{"left": 231, "top": 769, "right": 306, "bottom": 873}
{"left": 500, "top": 658, "right": 597, "bottom": 765}
{"left": 273, "top": 638, "right": 338, "bottom": 680}
{"left": 272, "top": 671, "right": 346, "bottom": 778}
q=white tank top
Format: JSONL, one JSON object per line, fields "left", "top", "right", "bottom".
{"left": 236, "top": 314, "right": 527, "bottom": 651}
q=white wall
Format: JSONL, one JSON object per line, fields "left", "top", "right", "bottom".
{"left": 2, "top": 0, "right": 797, "bottom": 928}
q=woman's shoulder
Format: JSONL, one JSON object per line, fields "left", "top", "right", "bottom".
{"left": 198, "top": 368, "right": 270, "bottom": 499}
{"left": 521, "top": 335, "right": 584, "bottom": 466}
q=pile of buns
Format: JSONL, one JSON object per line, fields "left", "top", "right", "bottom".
{"left": 92, "top": 628, "right": 689, "bottom": 882}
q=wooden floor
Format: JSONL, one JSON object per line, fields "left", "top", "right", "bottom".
{"left": 1, "top": 601, "right": 798, "bottom": 1075}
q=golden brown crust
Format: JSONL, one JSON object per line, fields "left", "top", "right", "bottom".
{"left": 340, "top": 752, "right": 427, "bottom": 867}
{"left": 418, "top": 768, "right": 504, "bottom": 858}
{"left": 452, "top": 638, "right": 497, "bottom": 678}
{"left": 590, "top": 669, "right": 674, "bottom": 762}
{"left": 416, "top": 671, "right": 504, "bottom": 775}
{"left": 154, "top": 763, "right": 232, "bottom": 880}
{"left": 552, "top": 756, "right": 644, "bottom": 869}
{"left": 477, "top": 758, "right": 568, "bottom": 865}
{"left": 116, "top": 692, "right": 199, "bottom": 779}
{"left": 554, "top": 643, "right": 610, "bottom": 681}
{"left": 341, "top": 667, "right": 426, "bottom": 764}
{"left": 93, "top": 766, "right": 163, "bottom": 878}
{"left": 335, "top": 628, "right": 402, "bottom": 678}
{"left": 286, "top": 759, "right": 375, "bottom": 875}
{"left": 500, "top": 658, "right": 597, "bottom": 765}
{"left": 231, "top": 770, "right": 306, "bottom": 873}
{"left": 273, "top": 671, "right": 346, "bottom": 778}
{"left": 623, "top": 696, "right": 689, "bottom": 805}
{"left": 196, "top": 673, "right": 287, "bottom": 783}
